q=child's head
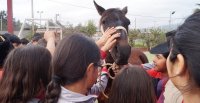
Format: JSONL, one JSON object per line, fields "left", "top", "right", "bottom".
{"left": 0, "top": 34, "right": 14, "bottom": 68}
{"left": 52, "top": 33, "right": 100, "bottom": 86}
{"left": 108, "top": 65, "right": 156, "bottom": 103}
{"left": 45, "top": 33, "right": 101, "bottom": 103}
{"left": 8, "top": 34, "right": 21, "bottom": 48}
{"left": 149, "top": 30, "right": 176, "bottom": 73}
{"left": 20, "top": 38, "right": 29, "bottom": 46}
{"left": 32, "top": 33, "right": 43, "bottom": 45}
{"left": 152, "top": 54, "right": 168, "bottom": 73}
{"left": 150, "top": 42, "right": 169, "bottom": 73}
{"left": 167, "top": 11, "right": 200, "bottom": 88}
{"left": 0, "top": 46, "right": 51, "bottom": 103}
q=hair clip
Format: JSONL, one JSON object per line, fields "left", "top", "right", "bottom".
{"left": 0, "top": 36, "right": 5, "bottom": 41}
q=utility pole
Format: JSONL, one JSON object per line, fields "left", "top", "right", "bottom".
{"left": 134, "top": 18, "right": 136, "bottom": 29}
{"left": 37, "top": 11, "right": 43, "bottom": 27}
{"left": 7, "top": 0, "right": 14, "bottom": 34}
{"left": 55, "top": 14, "right": 59, "bottom": 22}
{"left": 31, "top": 0, "right": 34, "bottom": 35}
{"left": 0, "top": 15, "right": 2, "bottom": 31}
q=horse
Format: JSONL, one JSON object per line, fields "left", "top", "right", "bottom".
{"left": 94, "top": 1, "right": 148, "bottom": 103}
{"left": 128, "top": 48, "right": 149, "bottom": 65}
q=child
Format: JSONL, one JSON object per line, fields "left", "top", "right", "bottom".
{"left": 45, "top": 31, "right": 120, "bottom": 103}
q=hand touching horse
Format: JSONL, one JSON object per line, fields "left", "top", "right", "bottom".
{"left": 94, "top": 1, "right": 148, "bottom": 102}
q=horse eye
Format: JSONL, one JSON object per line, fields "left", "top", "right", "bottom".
{"left": 102, "top": 20, "right": 106, "bottom": 24}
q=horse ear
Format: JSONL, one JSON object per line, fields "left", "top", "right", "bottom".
{"left": 122, "top": 6, "right": 128, "bottom": 15}
{"left": 94, "top": 0, "right": 105, "bottom": 15}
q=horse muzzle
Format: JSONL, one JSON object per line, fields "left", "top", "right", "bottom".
{"left": 110, "top": 44, "right": 131, "bottom": 65}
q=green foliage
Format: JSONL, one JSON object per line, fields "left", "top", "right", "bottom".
{"left": 139, "top": 28, "right": 166, "bottom": 50}
{"left": 134, "top": 39, "right": 145, "bottom": 48}
{"left": 149, "top": 28, "right": 166, "bottom": 46}
{"left": 62, "top": 23, "right": 75, "bottom": 36}
{"left": 63, "top": 20, "right": 97, "bottom": 37}
{"left": 128, "top": 29, "right": 140, "bottom": 47}
{"left": 0, "top": 10, "right": 8, "bottom": 31}
{"left": 25, "top": 31, "right": 34, "bottom": 41}
{"left": 81, "top": 20, "right": 97, "bottom": 37}
{"left": 74, "top": 23, "right": 84, "bottom": 32}
{"left": 0, "top": 10, "right": 22, "bottom": 31}
{"left": 128, "top": 28, "right": 166, "bottom": 49}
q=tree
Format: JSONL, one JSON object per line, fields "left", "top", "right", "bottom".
{"left": 60, "top": 20, "right": 97, "bottom": 37}
{"left": 139, "top": 28, "right": 165, "bottom": 50}
{"left": 81, "top": 20, "right": 97, "bottom": 37}
{"left": 74, "top": 23, "right": 84, "bottom": 33}
{"left": 62, "top": 22, "right": 84, "bottom": 36}
{"left": 149, "top": 28, "right": 166, "bottom": 47}
{"left": 0, "top": 10, "right": 22, "bottom": 31}
{"left": 14, "top": 19, "right": 21, "bottom": 30}
{"left": 62, "top": 22, "right": 75, "bottom": 36}
{"left": 0, "top": 10, "right": 7, "bottom": 31}
{"left": 128, "top": 29, "right": 140, "bottom": 47}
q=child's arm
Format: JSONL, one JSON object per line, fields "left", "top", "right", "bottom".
{"left": 88, "top": 67, "right": 108, "bottom": 95}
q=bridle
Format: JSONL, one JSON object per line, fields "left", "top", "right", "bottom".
{"left": 99, "top": 25, "right": 128, "bottom": 99}
{"left": 100, "top": 25, "right": 128, "bottom": 35}
{"left": 101, "top": 62, "right": 120, "bottom": 79}
{"left": 100, "top": 25, "right": 128, "bottom": 79}
{"left": 100, "top": 62, "right": 129, "bottom": 99}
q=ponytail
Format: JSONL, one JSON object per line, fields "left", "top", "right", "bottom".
{"left": 45, "top": 76, "right": 62, "bottom": 103}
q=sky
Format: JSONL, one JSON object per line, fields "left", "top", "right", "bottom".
{"left": 0, "top": 0, "right": 199, "bottom": 29}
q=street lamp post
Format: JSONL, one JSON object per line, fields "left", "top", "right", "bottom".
{"left": 37, "top": 11, "right": 43, "bottom": 27}
{"left": 0, "top": 15, "right": 2, "bottom": 31}
{"left": 55, "top": 14, "right": 59, "bottom": 22}
{"left": 31, "top": 0, "right": 34, "bottom": 34}
{"left": 169, "top": 11, "right": 175, "bottom": 29}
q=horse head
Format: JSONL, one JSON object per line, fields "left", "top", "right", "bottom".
{"left": 94, "top": 1, "right": 131, "bottom": 66}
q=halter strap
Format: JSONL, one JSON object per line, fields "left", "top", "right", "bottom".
{"left": 100, "top": 25, "right": 128, "bottom": 35}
